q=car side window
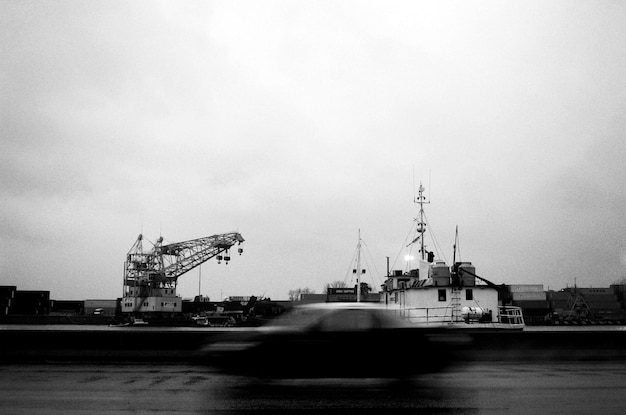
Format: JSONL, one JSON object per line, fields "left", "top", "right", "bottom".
{"left": 316, "top": 309, "right": 377, "bottom": 331}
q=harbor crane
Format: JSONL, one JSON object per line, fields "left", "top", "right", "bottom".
{"left": 121, "top": 231, "right": 244, "bottom": 316}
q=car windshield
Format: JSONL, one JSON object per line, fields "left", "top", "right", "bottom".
{"left": 315, "top": 308, "right": 378, "bottom": 331}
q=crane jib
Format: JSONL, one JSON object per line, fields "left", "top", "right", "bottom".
{"left": 121, "top": 231, "right": 244, "bottom": 316}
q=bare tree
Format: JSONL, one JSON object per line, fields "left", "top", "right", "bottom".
{"left": 288, "top": 287, "right": 315, "bottom": 301}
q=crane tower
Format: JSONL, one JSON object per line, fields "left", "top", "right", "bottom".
{"left": 121, "top": 232, "right": 244, "bottom": 316}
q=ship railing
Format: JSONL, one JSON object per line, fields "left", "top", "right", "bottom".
{"left": 389, "top": 306, "right": 458, "bottom": 324}
{"left": 498, "top": 306, "right": 525, "bottom": 326}
{"left": 389, "top": 305, "right": 526, "bottom": 326}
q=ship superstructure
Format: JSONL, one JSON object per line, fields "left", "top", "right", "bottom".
{"left": 381, "top": 185, "right": 524, "bottom": 329}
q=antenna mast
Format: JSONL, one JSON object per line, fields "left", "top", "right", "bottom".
{"left": 415, "top": 183, "right": 430, "bottom": 261}
{"left": 453, "top": 225, "right": 458, "bottom": 265}
{"left": 356, "top": 229, "right": 362, "bottom": 303}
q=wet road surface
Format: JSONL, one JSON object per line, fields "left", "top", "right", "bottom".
{"left": 0, "top": 361, "right": 625, "bottom": 414}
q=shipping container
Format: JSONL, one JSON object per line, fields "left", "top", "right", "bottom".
{"left": 84, "top": 299, "right": 119, "bottom": 315}
{"left": 0, "top": 286, "right": 17, "bottom": 301}
{"left": 10, "top": 290, "right": 51, "bottom": 315}
{"left": 582, "top": 294, "right": 618, "bottom": 302}
{"left": 610, "top": 284, "right": 626, "bottom": 295}
{"left": 578, "top": 288, "right": 613, "bottom": 295}
{"left": 512, "top": 300, "right": 551, "bottom": 309}
{"left": 586, "top": 301, "right": 621, "bottom": 310}
{"left": 299, "top": 294, "right": 327, "bottom": 303}
{"left": 512, "top": 292, "right": 547, "bottom": 301}
{"left": 85, "top": 299, "right": 118, "bottom": 309}
{"left": 547, "top": 291, "right": 572, "bottom": 300}
{"left": 550, "top": 300, "right": 570, "bottom": 309}
{"left": 14, "top": 290, "right": 50, "bottom": 300}
{"left": 593, "top": 309, "right": 620, "bottom": 315}
{"left": 50, "top": 300, "right": 85, "bottom": 315}
{"left": 508, "top": 284, "right": 544, "bottom": 293}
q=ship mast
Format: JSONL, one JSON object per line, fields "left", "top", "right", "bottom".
{"left": 415, "top": 183, "right": 430, "bottom": 261}
{"left": 356, "top": 229, "right": 362, "bottom": 303}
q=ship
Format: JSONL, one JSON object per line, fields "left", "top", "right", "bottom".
{"left": 380, "top": 184, "right": 525, "bottom": 330}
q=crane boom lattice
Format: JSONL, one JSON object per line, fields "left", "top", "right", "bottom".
{"left": 122, "top": 232, "right": 244, "bottom": 316}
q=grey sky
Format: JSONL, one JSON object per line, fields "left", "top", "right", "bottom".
{"left": 2, "top": 0, "right": 626, "bottom": 301}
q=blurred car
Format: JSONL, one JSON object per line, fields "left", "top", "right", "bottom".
{"left": 198, "top": 302, "right": 468, "bottom": 378}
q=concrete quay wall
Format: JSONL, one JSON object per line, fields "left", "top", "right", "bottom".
{"left": 1, "top": 326, "right": 626, "bottom": 364}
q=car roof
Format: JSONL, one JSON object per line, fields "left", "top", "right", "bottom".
{"left": 262, "top": 301, "right": 410, "bottom": 330}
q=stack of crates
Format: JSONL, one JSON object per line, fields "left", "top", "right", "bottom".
{"left": 11, "top": 290, "right": 51, "bottom": 315}
{"left": 0, "top": 286, "right": 16, "bottom": 316}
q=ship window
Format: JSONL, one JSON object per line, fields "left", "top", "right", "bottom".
{"left": 466, "top": 289, "right": 473, "bottom": 301}
{"left": 438, "top": 289, "right": 446, "bottom": 302}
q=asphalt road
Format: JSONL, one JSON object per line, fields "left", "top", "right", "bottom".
{"left": 1, "top": 361, "right": 625, "bottom": 414}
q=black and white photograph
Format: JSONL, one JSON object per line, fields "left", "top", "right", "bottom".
{"left": 2, "top": 1, "right": 626, "bottom": 414}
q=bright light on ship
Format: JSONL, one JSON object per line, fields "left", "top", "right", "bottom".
{"left": 405, "top": 255, "right": 414, "bottom": 261}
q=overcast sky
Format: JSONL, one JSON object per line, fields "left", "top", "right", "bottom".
{"left": 2, "top": 0, "right": 626, "bottom": 301}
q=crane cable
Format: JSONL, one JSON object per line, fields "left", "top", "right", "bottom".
{"left": 360, "top": 238, "right": 383, "bottom": 287}
{"left": 422, "top": 211, "right": 447, "bottom": 264}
